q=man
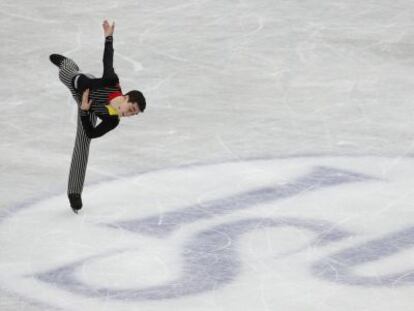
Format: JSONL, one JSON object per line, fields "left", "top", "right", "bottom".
{"left": 50, "top": 20, "right": 146, "bottom": 213}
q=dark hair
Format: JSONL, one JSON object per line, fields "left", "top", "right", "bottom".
{"left": 126, "top": 90, "right": 146, "bottom": 112}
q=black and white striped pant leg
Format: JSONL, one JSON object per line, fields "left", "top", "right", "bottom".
{"left": 67, "top": 111, "right": 97, "bottom": 195}
{"left": 58, "top": 57, "right": 81, "bottom": 99}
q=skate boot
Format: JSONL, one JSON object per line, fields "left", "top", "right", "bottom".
{"left": 49, "top": 54, "right": 66, "bottom": 68}
{"left": 68, "top": 193, "right": 83, "bottom": 214}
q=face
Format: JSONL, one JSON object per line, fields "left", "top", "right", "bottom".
{"left": 119, "top": 97, "right": 140, "bottom": 117}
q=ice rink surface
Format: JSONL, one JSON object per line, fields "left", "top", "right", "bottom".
{"left": 1, "top": 0, "right": 414, "bottom": 310}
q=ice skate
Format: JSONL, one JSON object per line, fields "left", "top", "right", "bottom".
{"left": 68, "top": 193, "right": 82, "bottom": 214}
{"left": 49, "top": 54, "right": 66, "bottom": 68}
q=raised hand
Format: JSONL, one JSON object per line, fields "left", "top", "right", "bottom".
{"left": 103, "top": 20, "right": 115, "bottom": 37}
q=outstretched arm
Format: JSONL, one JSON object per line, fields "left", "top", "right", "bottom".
{"left": 73, "top": 21, "right": 118, "bottom": 93}
{"left": 102, "top": 20, "right": 116, "bottom": 79}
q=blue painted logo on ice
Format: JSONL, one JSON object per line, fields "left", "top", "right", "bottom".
{"left": 0, "top": 157, "right": 413, "bottom": 309}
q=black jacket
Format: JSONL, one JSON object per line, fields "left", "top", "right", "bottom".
{"left": 73, "top": 36, "right": 122, "bottom": 139}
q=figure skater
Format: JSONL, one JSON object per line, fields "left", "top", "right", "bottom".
{"left": 49, "top": 20, "right": 146, "bottom": 213}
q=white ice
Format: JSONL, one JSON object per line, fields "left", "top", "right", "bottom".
{"left": 1, "top": 0, "right": 414, "bottom": 310}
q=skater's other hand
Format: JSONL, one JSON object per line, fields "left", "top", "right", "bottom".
{"left": 103, "top": 20, "right": 115, "bottom": 37}
{"left": 81, "top": 89, "right": 92, "bottom": 111}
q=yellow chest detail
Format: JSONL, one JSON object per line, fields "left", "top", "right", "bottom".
{"left": 105, "top": 105, "right": 119, "bottom": 116}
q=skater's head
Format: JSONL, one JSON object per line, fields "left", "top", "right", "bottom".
{"left": 127, "top": 90, "right": 146, "bottom": 114}
{"left": 119, "top": 90, "right": 146, "bottom": 117}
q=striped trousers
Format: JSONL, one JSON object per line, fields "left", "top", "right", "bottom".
{"left": 58, "top": 58, "right": 97, "bottom": 196}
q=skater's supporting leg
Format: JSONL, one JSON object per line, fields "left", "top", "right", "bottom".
{"left": 67, "top": 110, "right": 97, "bottom": 209}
